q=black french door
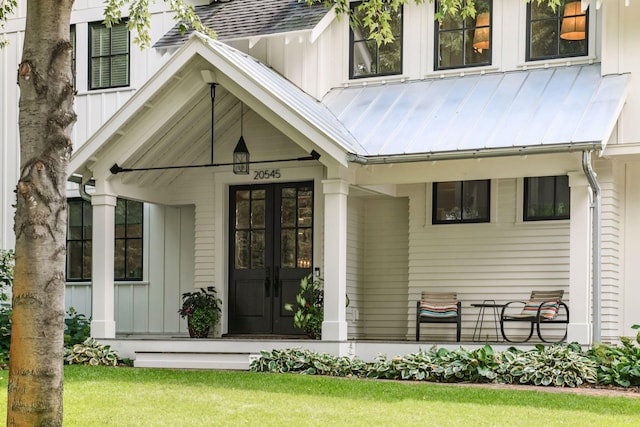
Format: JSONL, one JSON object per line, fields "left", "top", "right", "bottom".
{"left": 228, "top": 182, "right": 313, "bottom": 335}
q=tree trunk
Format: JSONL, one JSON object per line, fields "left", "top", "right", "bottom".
{"left": 8, "top": 0, "right": 76, "bottom": 425}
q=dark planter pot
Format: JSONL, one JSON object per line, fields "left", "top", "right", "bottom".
{"left": 187, "top": 318, "right": 210, "bottom": 338}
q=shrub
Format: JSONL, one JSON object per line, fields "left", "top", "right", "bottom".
{"left": 64, "top": 337, "right": 120, "bottom": 366}
{"left": 64, "top": 307, "right": 91, "bottom": 347}
{"left": 0, "top": 305, "right": 11, "bottom": 364}
{"left": 284, "top": 274, "right": 324, "bottom": 339}
{"left": 0, "top": 249, "right": 14, "bottom": 301}
{"left": 588, "top": 328, "right": 640, "bottom": 387}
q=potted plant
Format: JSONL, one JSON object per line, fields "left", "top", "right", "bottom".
{"left": 178, "top": 286, "right": 222, "bottom": 338}
{"left": 284, "top": 274, "right": 324, "bottom": 339}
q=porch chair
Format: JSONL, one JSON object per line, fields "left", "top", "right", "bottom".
{"left": 499, "top": 290, "right": 569, "bottom": 343}
{"left": 416, "top": 291, "right": 461, "bottom": 342}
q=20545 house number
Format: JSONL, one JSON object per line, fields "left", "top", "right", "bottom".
{"left": 253, "top": 169, "right": 281, "bottom": 180}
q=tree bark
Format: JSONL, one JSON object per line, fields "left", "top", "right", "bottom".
{"left": 8, "top": 0, "right": 76, "bottom": 425}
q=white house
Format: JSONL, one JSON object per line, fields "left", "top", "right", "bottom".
{"left": 2, "top": 0, "right": 640, "bottom": 367}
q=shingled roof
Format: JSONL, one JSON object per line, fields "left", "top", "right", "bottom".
{"left": 154, "top": 0, "right": 330, "bottom": 48}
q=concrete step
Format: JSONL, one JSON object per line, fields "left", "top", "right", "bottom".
{"left": 134, "top": 351, "right": 254, "bottom": 370}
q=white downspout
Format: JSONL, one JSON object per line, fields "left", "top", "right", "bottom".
{"left": 582, "top": 150, "right": 601, "bottom": 343}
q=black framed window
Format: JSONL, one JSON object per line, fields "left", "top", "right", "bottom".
{"left": 524, "top": 176, "right": 570, "bottom": 221}
{"left": 435, "top": 0, "right": 492, "bottom": 70}
{"left": 527, "top": 0, "right": 588, "bottom": 61}
{"left": 349, "top": 1, "right": 403, "bottom": 79}
{"left": 433, "top": 180, "right": 490, "bottom": 224}
{"left": 66, "top": 198, "right": 143, "bottom": 281}
{"left": 89, "top": 21, "right": 130, "bottom": 90}
{"left": 114, "top": 199, "right": 143, "bottom": 280}
{"left": 67, "top": 199, "right": 93, "bottom": 281}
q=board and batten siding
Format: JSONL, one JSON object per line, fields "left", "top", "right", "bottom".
{"left": 64, "top": 204, "right": 195, "bottom": 334}
{"left": 406, "top": 179, "right": 570, "bottom": 342}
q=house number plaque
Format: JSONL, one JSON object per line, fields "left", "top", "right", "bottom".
{"left": 253, "top": 169, "right": 281, "bottom": 180}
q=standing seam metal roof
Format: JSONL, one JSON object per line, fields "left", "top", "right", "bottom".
{"left": 321, "top": 64, "right": 630, "bottom": 158}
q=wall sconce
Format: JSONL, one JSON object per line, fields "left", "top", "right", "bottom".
{"left": 560, "top": 1, "right": 586, "bottom": 41}
{"left": 233, "top": 103, "right": 250, "bottom": 175}
{"left": 472, "top": 12, "right": 490, "bottom": 52}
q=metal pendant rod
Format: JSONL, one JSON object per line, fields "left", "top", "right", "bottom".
{"left": 210, "top": 83, "right": 217, "bottom": 165}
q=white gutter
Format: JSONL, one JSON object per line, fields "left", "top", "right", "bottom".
{"left": 582, "top": 150, "right": 601, "bottom": 344}
{"left": 346, "top": 142, "right": 601, "bottom": 164}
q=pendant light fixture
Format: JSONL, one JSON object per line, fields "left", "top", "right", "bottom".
{"left": 233, "top": 102, "right": 250, "bottom": 175}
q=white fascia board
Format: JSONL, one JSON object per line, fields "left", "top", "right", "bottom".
{"left": 310, "top": 4, "right": 337, "bottom": 44}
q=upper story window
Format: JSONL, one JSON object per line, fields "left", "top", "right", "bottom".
{"left": 524, "top": 176, "right": 570, "bottom": 221}
{"left": 349, "top": 2, "right": 403, "bottom": 79}
{"left": 89, "top": 21, "right": 130, "bottom": 90}
{"left": 527, "top": 0, "right": 588, "bottom": 61}
{"left": 435, "top": 0, "right": 492, "bottom": 70}
{"left": 66, "top": 198, "right": 143, "bottom": 281}
{"left": 433, "top": 180, "right": 490, "bottom": 224}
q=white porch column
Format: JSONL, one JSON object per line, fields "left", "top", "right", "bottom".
{"left": 91, "top": 193, "right": 117, "bottom": 338}
{"left": 322, "top": 179, "right": 349, "bottom": 341}
{"left": 567, "top": 172, "right": 593, "bottom": 344}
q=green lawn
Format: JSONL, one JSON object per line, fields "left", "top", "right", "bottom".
{"left": 0, "top": 366, "right": 638, "bottom": 426}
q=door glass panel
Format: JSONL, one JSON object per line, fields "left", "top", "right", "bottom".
{"left": 281, "top": 229, "right": 296, "bottom": 268}
{"left": 281, "top": 197, "right": 296, "bottom": 227}
{"left": 297, "top": 188, "right": 313, "bottom": 227}
{"left": 235, "top": 230, "right": 250, "bottom": 269}
{"left": 235, "top": 191, "right": 250, "bottom": 228}
{"left": 251, "top": 230, "right": 265, "bottom": 268}
{"left": 297, "top": 228, "right": 312, "bottom": 268}
{"left": 251, "top": 190, "right": 266, "bottom": 228}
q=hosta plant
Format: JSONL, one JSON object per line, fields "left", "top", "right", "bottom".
{"left": 367, "top": 345, "right": 500, "bottom": 383}
{"left": 64, "top": 337, "right": 120, "bottom": 366}
{"left": 250, "top": 348, "right": 368, "bottom": 377}
{"left": 499, "top": 344, "right": 596, "bottom": 387}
